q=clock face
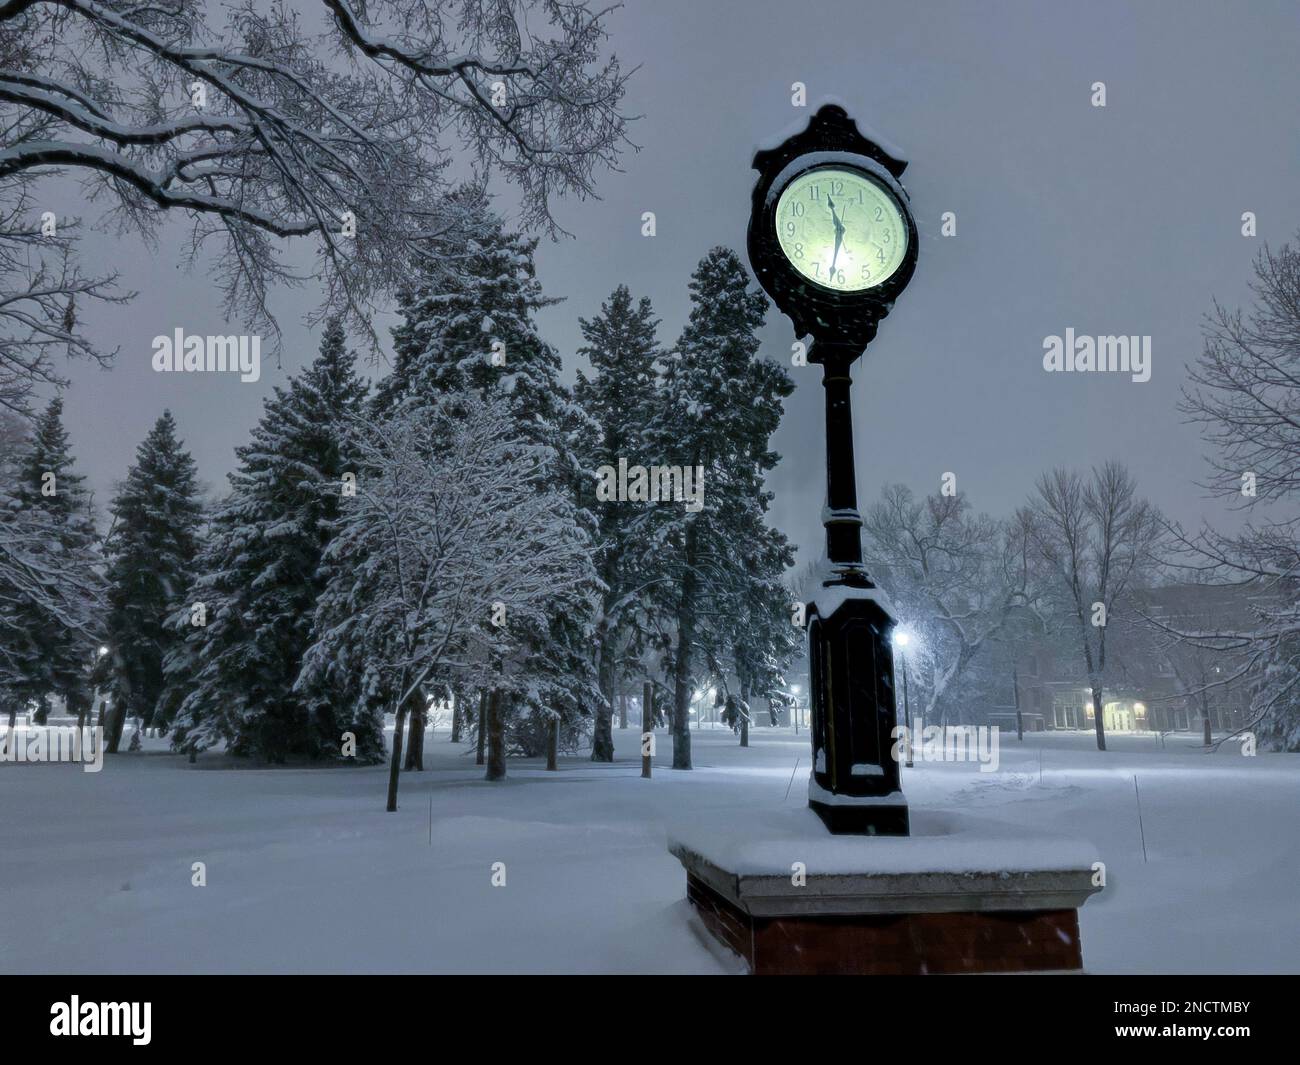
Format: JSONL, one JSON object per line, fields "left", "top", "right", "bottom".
{"left": 774, "top": 166, "right": 908, "bottom": 292}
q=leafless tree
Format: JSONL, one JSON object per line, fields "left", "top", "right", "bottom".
{"left": 861, "top": 484, "right": 1042, "bottom": 727}
{"left": 1025, "top": 462, "right": 1163, "bottom": 750}
{"left": 0, "top": 175, "right": 130, "bottom": 415}
{"left": 0, "top": 0, "right": 632, "bottom": 344}
{"left": 1169, "top": 234, "right": 1300, "bottom": 750}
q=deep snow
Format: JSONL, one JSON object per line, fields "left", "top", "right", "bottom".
{"left": 0, "top": 724, "right": 1295, "bottom": 973}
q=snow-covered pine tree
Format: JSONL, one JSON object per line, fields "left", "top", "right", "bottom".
{"left": 102, "top": 411, "right": 203, "bottom": 750}
{"left": 641, "top": 247, "right": 794, "bottom": 769}
{"left": 378, "top": 192, "right": 601, "bottom": 764}
{"left": 575, "top": 285, "right": 661, "bottom": 761}
{"left": 167, "top": 319, "right": 374, "bottom": 763}
{"left": 4, "top": 397, "right": 102, "bottom": 730}
{"left": 727, "top": 515, "right": 800, "bottom": 748}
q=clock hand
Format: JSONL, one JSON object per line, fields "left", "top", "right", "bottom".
{"left": 827, "top": 195, "right": 845, "bottom": 272}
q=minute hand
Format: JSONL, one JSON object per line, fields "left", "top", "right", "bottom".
{"left": 827, "top": 195, "right": 844, "bottom": 272}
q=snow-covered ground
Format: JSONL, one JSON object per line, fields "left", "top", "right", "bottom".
{"left": 1, "top": 724, "right": 1296, "bottom": 973}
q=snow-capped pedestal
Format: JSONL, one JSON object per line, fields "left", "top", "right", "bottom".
{"left": 669, "top": 808, "right": 1104, "bottom": 975}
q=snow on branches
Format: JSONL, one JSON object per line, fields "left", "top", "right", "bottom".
{"left": 0, "top": 0, "right": 631, "bottom": 341}
{"left": 300, "top": 391, "right": 601, "bottom": 737}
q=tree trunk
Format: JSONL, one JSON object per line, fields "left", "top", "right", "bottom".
{"left": 1203, "top": 712, "right": 1213, "bottom": 746}
{"left": 1091, "top": 685, "right": 1107, "bottom": 751}
{"left": 476, "top": 690, "right": 487, "bottom": 766}
{"left": 486, "top": 690, "right": 507, "bottom": 781}
{"left": 739, "top": 684, "right": 749, "bottom": 748}
{"left": 641, "top": 681, "right": 653, "bottom": 779}
{"left": 3, "top": 706, "right": 15, "bottom": 757}
{"left": 106, "top": 699, "right": 127, "bottom": 754}
{"left": 451, "top": 690, "right": 463, "bottom": 743}
{"left": 670, "top": 523, "right": 700, "bottom": 770}
{"left": 386, "top": 700, "right": 409, "bottom": 812}
{"left": 1013, "top": 665, "right": 1023, "bottom": 741}
{"left": 546, "top": 716, "right": 558, "bottom": 771}
{"left": 591, "top": 633, "right": 615, "bottom": 762}
{"left": 70, "top": 688, "right": 88, "bottom": 733}
{"left": 404, "top": 699, "right": 425, "bottom": 770}
{"left": 618, "top": 685, "right": 627, "bottom": 730}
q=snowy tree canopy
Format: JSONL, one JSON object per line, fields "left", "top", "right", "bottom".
{"left": 0, "top": 0, "right": 631, "bottom": 341}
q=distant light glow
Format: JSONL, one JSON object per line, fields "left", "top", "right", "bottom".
{"left": 892, "top": 630, "right": 911, "bottom": 648}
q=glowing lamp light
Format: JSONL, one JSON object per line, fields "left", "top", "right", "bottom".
{"left": 892, "top": 630, "right": 911, "bottom": 649}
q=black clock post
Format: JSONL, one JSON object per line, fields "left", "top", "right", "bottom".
{"left": 668, "top": 105, "right": 1103, "bottom": 974}
{"left": 747, "top": 104, "right": 919, "bottom": 835}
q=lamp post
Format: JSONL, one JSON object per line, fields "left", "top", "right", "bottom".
{"left": 748, "top": 104, "right": 919, "bottom": 835}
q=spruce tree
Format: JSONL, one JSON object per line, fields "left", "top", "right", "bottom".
{"left": 6, "top": 397, "right": 101, "bottom": 727}
{"left": 103, "top": 411, "right": 203, "bottom": 750}
{"left": 168, "top": 318, "right": 374, "bottom": 762}
{"left": 642, "top": 247, "right": 794, "bottom": 769}
{"left": 575, "top": 285, "right": 660, "bottom": 760}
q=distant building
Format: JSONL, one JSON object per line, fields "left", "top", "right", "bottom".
{"left": 1012, "top": 583, "right": 1255, "bottom": 735}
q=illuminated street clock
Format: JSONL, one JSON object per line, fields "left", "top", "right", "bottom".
{"left": 747, "top": 104, "right": 921, "bottom": 835}
{"left": 748, "top": 104, "right": 919, "bottom": 353}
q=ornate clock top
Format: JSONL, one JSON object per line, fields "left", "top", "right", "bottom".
{"left": 747, "top": 103, "right": 919, "bottom": 358}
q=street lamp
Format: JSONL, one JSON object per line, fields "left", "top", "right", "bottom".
{"left": 748, "top": 104, "right": 919, "bottom": 835}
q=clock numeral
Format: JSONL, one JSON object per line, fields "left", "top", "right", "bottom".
{"left": 830, "top": 179, "right": 844, "bottom": 195}
{"left": 808, "top": 184, "right": 820, "bottom": 201}
{"left": 881, "top": 230, "right": 890, "bottom": 244}
{"left": 793, "top": 242, "right": 804, "bottom": 258}
{"left": 832, "top": 268, "right": 845, "bottom": 285}
{"left": 785, "top": 221, "right": 796, "bottom": 236}
{"left": 861, "top": 265, "right": 871, "bottom": 280}
{"left": 877, "top": 248, "right": 886, "bottom": 264}
{"left": 873, "top": 206, "right": 884, "bottom": 221}
{"left": 790, "top": 201, "right": 805, "bottom": 218}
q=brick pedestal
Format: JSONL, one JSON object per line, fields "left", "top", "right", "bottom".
{"left": 671, "top": 808, "right": 1102, "bottom": 976}
{"left": 687, "top": 873, "right": 1083, "bottom": 974}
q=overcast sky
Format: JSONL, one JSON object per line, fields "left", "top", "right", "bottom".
{"left": 58, "top": 0, "right": 1300, "bottom": 566}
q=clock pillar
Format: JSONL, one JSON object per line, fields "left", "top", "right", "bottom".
{"left": 819, "top": 342, "right": 867, "bottom": 579}
{"left": 745, "top": 104, "right": 919, "bottom": 836}
{"left": 805, "top": 340, "right": 908, "bottom": 835}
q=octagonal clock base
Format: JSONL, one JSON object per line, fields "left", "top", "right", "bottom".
{"left": 806, "top": 586, "right": 909, "bottom": 837}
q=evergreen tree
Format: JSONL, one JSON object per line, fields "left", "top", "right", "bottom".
{"left": 4, "top": 397, "right": 101, "bottom": 728}
{"left": 642, "top": 248, "right": 794, "bottom": 769}
{"left": 575, "top": 285, "right": 660, "bottom": 760}
{"left": 727, "top": 516, "right": 800, "bottom": 747}
{"left": 168, "top": 318, "right": 374, "bottom": 762}
{"left": 102, "top": 411, "right": 203, "bottom": 750}
{"left": 379, "top": 194, "right": 601, "bottom": 767}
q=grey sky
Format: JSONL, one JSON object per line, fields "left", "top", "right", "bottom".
{"left": 59, "top": 0, "right": 1300, "bottom": 565}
